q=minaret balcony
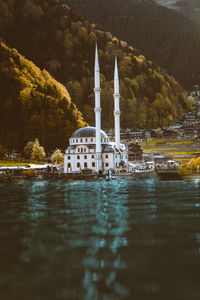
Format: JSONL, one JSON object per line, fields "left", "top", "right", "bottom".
{"left": 114, "top": 110, "right": 121, "bottom": 115}
{"left": 94, "top": 88, "right": 101, "bottom": 92}
{"left": 94, "top": 107, "right": 102, "bottom": 112}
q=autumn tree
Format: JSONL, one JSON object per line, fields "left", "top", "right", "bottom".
{"left": 51, "top": 149, "right": 64, "bottom": 164}
{"left": 24, "top": 141, "right": 34, "bottom": 158}
{"left": 31, "top": 139, "right": 46, "bottom": 161}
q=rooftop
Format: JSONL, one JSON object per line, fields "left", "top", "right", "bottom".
{"left": 71, "top": 127, "right": 108, "bottom": 138}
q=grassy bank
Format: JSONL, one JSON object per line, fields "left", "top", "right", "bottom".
{"left": 142, "top": 138, "right": 200, "bottom": 161}
{"left": 0, "top": 159, "right": 43, "bottom": 167}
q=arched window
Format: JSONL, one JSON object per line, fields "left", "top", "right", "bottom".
{"left": 84, "top": 155, "right": 87, "bottom": 159}
{"left": 77, "top": 162, "right": 80, "bottom": 168}
{"left": 92, "top": 155, "right": 94, "bottom": 159}
{"left": 84, "top": 148, "right": 86, "bottom": 152}
{"left": 106, "top": 163, "right": 109, "bottom": 167}
{"left": 91, "top": 138, "right": 93, "bottom": 142}
{"left": 105, "top": 154, "right": 108, "bottom": 159}
{"left": 92, "top": 162, "right": 95, "bottom": 167}
{"left": 67, "top": 163, "right": 71, "bottom": 168}
{"left": 68, "top": 156, "right": 70, "bottom": 160}
{"left": 80, "top": 138, "right": 83, "bottom": 143}
{"left": 76, "top": 139, "right": 78, "bottom": 143}
{"left": 85, "top": 138, "right": 88, "bottom": 142}
{"left": 77, "top": 155, "right": 80, "bottom": 160}
{"left": 78, "top": 148, "right": 80, "bottom": 152}
{"left": 84, "top": 162, "right": 87, "bottom": 168}
{"left": 81, "top": 147, "right": 83, "bottom": 152}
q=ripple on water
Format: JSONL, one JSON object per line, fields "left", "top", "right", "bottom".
{"left": 0, "top": 178, "right": 200, "bottom": 299}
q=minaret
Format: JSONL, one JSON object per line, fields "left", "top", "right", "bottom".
{"left": 114, "top": 57, "right": 120, "bottom": 148}
{"left": 94, "top": 44, "right": 102, "bottom": 172}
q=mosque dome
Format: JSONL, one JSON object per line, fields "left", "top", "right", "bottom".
{"left": 71, "top": 126, "right": 108, "bottom": 138}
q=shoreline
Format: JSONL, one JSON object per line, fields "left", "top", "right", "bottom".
{"left": 0, "top": 171, "right": 200, "bottom": 182}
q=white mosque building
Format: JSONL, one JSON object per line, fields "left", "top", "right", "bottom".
{"left": 63, "top": 45, "right": 128, "bottom": 174}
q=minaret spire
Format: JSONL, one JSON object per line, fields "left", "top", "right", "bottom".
{"left": 95, "top": 44, "right": 100, "bottom": 83}
{"left": 114, "top": 57, "right": 121, "bottom": 149}
{"left": 94, "top": 43, "right": 102, "bottom": 173}
{"left": 114, "top": 57, "right": 119, "bottom": 94}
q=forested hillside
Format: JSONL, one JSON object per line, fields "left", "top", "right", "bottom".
{"left": 0, "top": 42, "right": 86, "bottom": 151}
{"left": 0, "top": 0, "right": 189, "bottom": 133}
{"left": 175, "top": 0, "right": 200, "bottom": 27}
{"left": 67, "top": 0, "right": 200, "bottom": 89}
{"left": 176, "top": 0, "right": 200, "bottom": 8}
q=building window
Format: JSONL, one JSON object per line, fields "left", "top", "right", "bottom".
{"left": 80, "top": 138, "right": 82, "bottom": 142}
{"left": 92, "top": 155, "right": 94, "bottom": 159}
{"left": 106, "top": 163, "right": 109, "bottom": 167}
{"left": 77, "top": 162, "right": 80, "bottom": 168}
{"left": 68, "top": 156, "right": 70, "bottom": 160}
{"left": 86, "top": 138, "right": 88, "bottom": 142}
{"left": 91, "top": 138, "right": 93, "bottom": 142}
{"left": 78, "top": 148, "right": 80, "bottom": 152}
{"left": 81, "top": 147, "right": 83, "bottom": 152}
{"left": 77, "top": 155, "right": 80, "bottom": 160}
{"left": 105, "top": 154, "right": 108, "bottom": 159}
{"left": 116, "top": 154, "right": 117, "bottom": 158}
{"left": 76, "top": 139, "right": 78, "bottom": 143}
{"left": 67, "top": 163, "right": 71, "bottom": 168}
{"left": 92, "top": 162, "right": 95, "bottom": 167}
{"left": 84, "top": 162, "right": 87, "bottom": 168}
{"left": 84, "top": 148, "right": 86, "bottom": 152}
{"left": 84, "top": 155, "right": 87, "bottom": 159}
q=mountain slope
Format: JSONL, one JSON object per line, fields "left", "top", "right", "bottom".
{"left": 0, "top": 0, "right": 189, "bottom": 132}
{"left": 66, "top": 0, "right": 200, "bottom": 89}
{"left": 175, "top": 0, "right": 200, "bottom": 27}
{"left": 0, "top": 42, "right": 86, "bottom": 151}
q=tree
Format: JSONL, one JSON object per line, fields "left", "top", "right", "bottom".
{"left": 138, "top": 102, "right": 147, "bottom": 128}
{"left": 24, "top": 140, "right": 34, "bottom": 158}
{"left": 51, "top": 149, "right": 63, "bottom": 164}
{"left": 189, "top": 157, "right": 200, "bottom": 170}
{"left": 0, "top": 145, "right": 7, "bottom": 158}
{"left": 31, "top": 139, "right": 46, "bottom": 161}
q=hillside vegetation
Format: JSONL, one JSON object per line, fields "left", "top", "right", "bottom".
{"left": 176, "top": 0, "right": 200, "bottom": 8}
{"left": 0, "top": 42, "right": 86, "bottom": 151}
{"left": 67, "top": 0, "right": 200, "bottom": 89}
{"left": 175, "top": 0, "right": 200, "bottom": 27}
{"left": 0, "top": 0, "right": 190, "bottom": 132}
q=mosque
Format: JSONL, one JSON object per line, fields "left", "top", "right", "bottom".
{"left": 63, "top": 45, "right": 128, "bottom": 174}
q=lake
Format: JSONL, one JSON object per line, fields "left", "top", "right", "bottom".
{"left": 0, "top": 178, "right": 200, "bottom": 300}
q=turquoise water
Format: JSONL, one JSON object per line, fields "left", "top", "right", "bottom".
{"left": 0, "top": 178, "right": 200, "bottom": 299}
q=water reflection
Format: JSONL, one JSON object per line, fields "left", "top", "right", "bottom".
{"left": 1, "top": 178, "right": 200, "bottom": 299}
{"left": 64, "top": 180, "right": 129, "bottom": 299}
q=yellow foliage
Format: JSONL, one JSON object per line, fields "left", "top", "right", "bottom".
{"left": 22, "top": 169, "right": 37, "bottom": 177}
